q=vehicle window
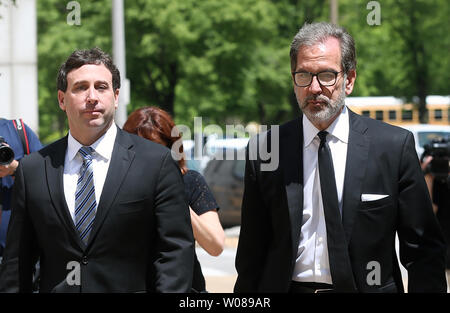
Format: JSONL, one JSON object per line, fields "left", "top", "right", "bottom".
{"left": 418, "top": 131, "right": 450, "bottom": 147}
{"left": 402, "top": 110, "right": 413, "bottom": 121}
{"left": 375, "top": 110, "right": 383, "bottom": 120}
{"left": 186, "top": 159, "right": 202, "bottom": 172}
{"left": 434, "top": 109, "right": 443, "bottom": 121}
{"left": 232, "top": 160, "right": 246, "bottom": 180}
{"left": 388, "top": 110, "right": 397, "bottom": 120}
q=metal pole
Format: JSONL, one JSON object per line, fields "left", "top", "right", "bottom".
{"left": 330, "top": 0, "right": 338, "bottom": 25}
{"left": 112, "top": 0, "right": 129, "bottom": 127}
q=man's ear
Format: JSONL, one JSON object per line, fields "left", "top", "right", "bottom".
{"left": 58, "top": 90, "right": 66, "bottom": 111}
{"left": 114, "top": 89, "right": 120, "bottom": 110}
{"left": 345, "top": 69, "right": 356, "bottom": 96}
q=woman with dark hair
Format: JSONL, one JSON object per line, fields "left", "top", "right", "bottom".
{"left": 123, "top": 106, "right": 225, "bottom": 292}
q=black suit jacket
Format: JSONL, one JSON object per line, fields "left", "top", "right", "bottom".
{"left": 234, "top": 109, "right": 447, "bottom": 293}
{"left": 0, "top": 127, "right": 194, "bottom": 292}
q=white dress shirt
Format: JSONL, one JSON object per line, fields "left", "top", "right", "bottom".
{"left": 63, "top": 124, "right": 117, "bottom": 222}
{"left": 292, "top": 105, "right": 349, "bottom": 284}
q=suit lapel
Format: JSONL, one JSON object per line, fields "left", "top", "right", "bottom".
{"left": 87, "top": 128, "right": 135, "bottom": 247}
{"left": 280, "top": 117, "right": 304, "bottom": 256}
{"left": 341, "top": 109, "right": 370, "bottom": 241}
{"left": 45, "top": 137, "right": 85, "bottom": 250}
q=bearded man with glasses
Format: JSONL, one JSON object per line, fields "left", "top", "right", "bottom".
{"left": 234, "top": 22, "right": 447, "bottom": 293}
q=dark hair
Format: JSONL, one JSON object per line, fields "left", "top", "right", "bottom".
{"left": 123, "top": 106, "right": 188, "bottom": 175}
{"left": 290, "top": 22, "right": 356, "bottom": 74}
{"left": 57, "top": 47, "right": 121, "bottom": 92}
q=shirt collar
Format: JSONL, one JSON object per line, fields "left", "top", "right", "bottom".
{"left": 327, "top": 105, "right": 349, "bottom": 144}
{"left": 303, "top": 113, "right": 320, "bottom": 148}
{"left": 302, "top": 105, "right": 349, "bottom": 147}
{"left": 67, "top": 124, "right": 117, "bottom": 162}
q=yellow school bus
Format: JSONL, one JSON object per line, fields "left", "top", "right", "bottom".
{"left": 346, "top": 96, "right": 450, "bottom": 126}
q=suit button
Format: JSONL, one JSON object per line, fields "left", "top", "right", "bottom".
{"left": 81, "top": 256, "right": 88, "bottom": 265}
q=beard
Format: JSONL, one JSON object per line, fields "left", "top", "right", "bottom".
{"left": 298, "top": 79, "right": 346, "bottom": 125}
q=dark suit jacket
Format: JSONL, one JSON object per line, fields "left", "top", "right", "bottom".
{"left": 0, "top": 127, "right": 195, "bottom": 292}
{"left": 234, "top": 109, "right": 447, "bottom": 293}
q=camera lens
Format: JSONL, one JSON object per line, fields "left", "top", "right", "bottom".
{"left": 0, "top": 143, "right": 15, "bottom": 165}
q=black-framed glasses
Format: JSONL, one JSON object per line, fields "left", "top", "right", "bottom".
{"left": 292, "top": 70, "right": 342, "bottom": 87}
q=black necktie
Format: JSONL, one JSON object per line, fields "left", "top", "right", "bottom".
{"left": 317, "top": 130, "right": 356, "bottom": 292}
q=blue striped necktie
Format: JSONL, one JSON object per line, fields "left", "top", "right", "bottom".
{"left": 75, "top": 146, "right": 97, "bottom": 245}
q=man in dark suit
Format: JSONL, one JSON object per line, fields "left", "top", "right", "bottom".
{"left": 234, "top": 22, "right": 447, "bottom": 293}
{"left": 0, "top": 48, "right": 194, "bottom": 292}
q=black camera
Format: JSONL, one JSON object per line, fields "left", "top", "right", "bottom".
{"left": 421, "top": 136, "right": 450, "bottom": 182}
{"left": 0, "top": 136, "right": 15, "bottom": 165}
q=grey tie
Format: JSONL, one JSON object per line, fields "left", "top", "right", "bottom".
{"left": 75, "top": 146, "right": 97, "bottom": 244}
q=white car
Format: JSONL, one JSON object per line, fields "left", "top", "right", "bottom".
{"left": 399, "top": 124, "right": 450, "bottom": 158}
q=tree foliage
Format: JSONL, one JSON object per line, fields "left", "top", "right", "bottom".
{"left": 339, "top": 0, "right": 450, "bottom": 122}
{"left": 125, "top": 0, "right": 287, "bottom": 129}
{"left": 35, "top": 0, "right": 450, "bottom": 143}
{"left": 37, "top": 0, "right": 112, "bottom": 143}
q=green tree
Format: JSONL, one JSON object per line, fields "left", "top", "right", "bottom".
{"left": 125, "top": 0, "right": 284, "bottom": 130}
{"left": 35, "top": 0, "right": 449, "bottom": 143}
{"left": 339, "top": 0, "right": 450, "bottom": 122}
{"left": 266, "top": 0, "right": 329, "bottom": 124}
{"left": 387, "top": 0, "right": 450, "bottom": 122}
{"left": 37, "top": 0, "right": 112, "bottom": 143}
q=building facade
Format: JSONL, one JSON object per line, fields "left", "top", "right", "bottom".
{"left": 0, "top": 0, "right": 39, "bottom": 133}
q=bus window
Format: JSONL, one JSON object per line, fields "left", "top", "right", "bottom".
{"left": 362, "top": 110, "right": 370, "bottom": 117}
{"left": 388, "top": 110, "right": 397, "bottom": 120}
{"left": 375, "top": 110, "right": 383, "bottom": 120}
{"left": 402, "top": 110, "right": 413, "bottom": 121}
{"left": 434, "top": 109, "right": 443, "bottom": 121}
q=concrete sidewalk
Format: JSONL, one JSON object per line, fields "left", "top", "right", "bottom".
{"left": 198, "top": 227, "right": 239, "bottom": 293}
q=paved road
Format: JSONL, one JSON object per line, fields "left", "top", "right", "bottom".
{"left": 196, "top": 226, "right": 239, "bottom": 293}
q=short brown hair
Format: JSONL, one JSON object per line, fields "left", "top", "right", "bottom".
{"left": 57, "top": 47, "right": 121, "bottom": 92}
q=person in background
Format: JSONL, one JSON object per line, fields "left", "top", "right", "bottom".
{"left": 421, "top": 152, "right": 450, "bottom": 270}
{"left": 421, "top": 155, "right": 438, "bottom": 213}
{"left": 0, "top": 118, "right": 42, "bottom": 257}
{"left": 123, "top": 106, "right": 225, "bottom": 293}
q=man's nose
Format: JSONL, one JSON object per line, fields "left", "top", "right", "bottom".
{"left": 308, "top": 76, "right": 322, "bottom": 94}
{"left": 86, "top": 87, "right": 98, "bottom": 104}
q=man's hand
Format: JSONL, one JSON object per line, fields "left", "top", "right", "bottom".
{"left": 0, "top": 159, "right": 19, "bottom": 178}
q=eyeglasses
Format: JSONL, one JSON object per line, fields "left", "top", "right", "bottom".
{"left": 292, "top": 70, "right": 342, "bottom": 87}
